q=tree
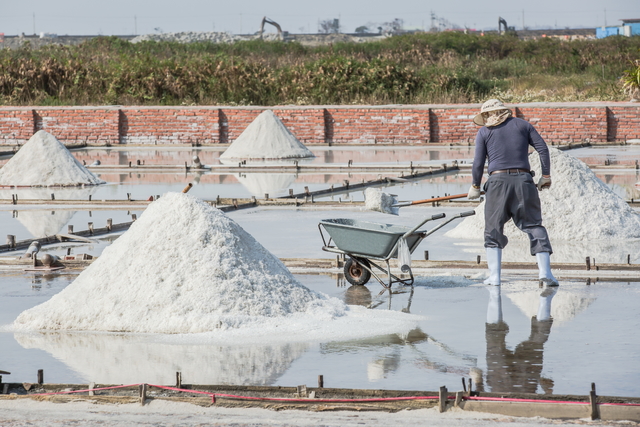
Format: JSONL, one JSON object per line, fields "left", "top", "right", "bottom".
{"left": 319, "top": 19, "right": 341, "bottom": 34}
{"left": 355, "top": 25, "right": 370, "bottom": 34}
{"left": 380, "top": 18, "right": 404, "bottom": 34}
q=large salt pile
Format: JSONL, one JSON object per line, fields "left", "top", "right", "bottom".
{"left": 446, "top": 148, "right": 640, "bottom": 241}
{"left": 220, "top": 110, "right": 314, "bottom": 160}
{"left": 14, "top": 192, "right": 345, "bottom": 333}
{"left": 0, "top": 130, "right": 104, "bottom": 187}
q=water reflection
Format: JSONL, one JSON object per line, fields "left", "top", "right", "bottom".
{"left": 14, "top": 332, "right": 309, "bottom": 386}
{"left": 482, "top": 286, "right": 557, "bottom": 394}
{"left": 15, "top": 210, "right": 77, "bottom": 238}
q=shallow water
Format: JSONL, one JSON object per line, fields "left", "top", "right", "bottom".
{"left": 1, "top": 271, "right": 638, "bottom": 397}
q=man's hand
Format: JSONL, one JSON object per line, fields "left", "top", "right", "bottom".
{"left": 537, "top": 175, "right": 552, "bottom": 190}
{"left": 467, "top": 185, "right": 481, "bottom": 199}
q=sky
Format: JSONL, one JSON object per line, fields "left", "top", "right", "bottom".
{"left": 0, "top": 0, "right": 637, "bottom": 36}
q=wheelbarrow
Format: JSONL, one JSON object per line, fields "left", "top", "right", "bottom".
{"left": 319, "top": 210, "right": 476, "bottom": 289}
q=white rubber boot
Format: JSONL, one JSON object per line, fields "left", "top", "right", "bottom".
{"left": 536, "top": 286, "right": 558, "bottom": 321}
{"left": 483, "top": 247, "right": 502, "bottom": 286}
{"left": 486, "top": 285, "right": 503, "bottom": 324}
{"left": 536, "top": 252, "right": 559, "bottom": 286}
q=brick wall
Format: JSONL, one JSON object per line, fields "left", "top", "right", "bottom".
{"left": 326, "top": 108, "right": 430, "bottom": 143}
{"left": 120, "top": 108, "right": 219, "bottom": 145}
{"left": 0, "top": 104, "right": 638, "bottom": 146}
{"left": 0, "top": 109, "right": 34, "bottom": 145}
{"left": 34, "top": 108, "right": 120, "bottom": 144}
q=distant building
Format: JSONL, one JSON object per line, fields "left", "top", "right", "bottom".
{"left": 596, "top": 18, "right": 640, "bottom": 38}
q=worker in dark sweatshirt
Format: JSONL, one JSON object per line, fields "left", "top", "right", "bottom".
{"left": 467, "top": 99, "right": 558, "bottom": 287}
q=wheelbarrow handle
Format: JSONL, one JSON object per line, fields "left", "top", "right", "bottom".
{"left": 402, "top": 213, "right": 447, "bottom": 240}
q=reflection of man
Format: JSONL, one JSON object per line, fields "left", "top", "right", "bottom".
{"left": 483, "top": 286, "right": 557, "bottom": 394}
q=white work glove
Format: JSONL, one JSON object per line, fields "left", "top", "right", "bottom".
{"left": 537, "top": 175, "right": 552, "bottom": 190}
{"left": 467, "top": 185, "right": 481, "bottom": 200}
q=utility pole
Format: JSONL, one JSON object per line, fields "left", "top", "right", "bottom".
{"left": 522, "top": 9, "right": 525, "bottom": 30}
{"left": 134, "top": 15, "right": 137, "bottom": 35}
{"left": 33, "top": 12, "right": 35, "bottom": 35}
{"left": 604, "top": 8, "right": 607, "bottom": 27}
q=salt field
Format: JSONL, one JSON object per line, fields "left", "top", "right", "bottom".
{"left": 1, "top": 141, "right": 639, "bottom": 403}
{"left": 1, "top": 271, "right": 639, "bottom": 397}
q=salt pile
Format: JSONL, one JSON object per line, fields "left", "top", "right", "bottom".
{"left": 446, "top": 148, "right": 640, "bottom": 241}
{"left": 220, "top": 110, "right": 314, "bottom": 160}
{"left": 364, "top": 187, "right": 398, "bottom": 215}
{"left": 14, "top": 192, "right": 345, "bottom": 333}
{"left": 0, "top": 130, "right": 104, "bottom": 187}
{"left": 131, "top": 31, "right": 241, "bottom": 44}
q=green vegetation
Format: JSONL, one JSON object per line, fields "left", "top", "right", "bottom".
{"left": 1, "top": 33, "right": 639, "bottom": 106}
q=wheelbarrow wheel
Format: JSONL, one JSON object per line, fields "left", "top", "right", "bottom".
{"left": 344, "top": 258, "right": 371, "bottom": 286}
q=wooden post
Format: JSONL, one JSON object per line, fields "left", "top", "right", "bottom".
{"left": 51, "top": 193, "right": 55, "bottom": 200}
{"left": 127, "top": 193, "right": 131, "bottom": 200}
{"left": 296, "top": 385, "right": 307, "bottom": 398}
{"left": 289, "top": 189, "right": 294, "bottom": 197}
{"left": 318, "top": 375, "right": 324, "bottom": 388}
{"left": 140, "top": 383, "right": 147, "bottom": 406}
{"left": 468, "top": 378, "right": 473, "bottom": 396}
{"left": 67, "top": 248, "right": 72, "bottom": 256}
{"left": 176, "top": 372, "right": 182, "bottom": 388}
{"left": 89, "top": 382, "right": 95, "bottom": 396}
{"left": 304, "top": 186, "right": 310, "bottom": 196}
{"left": 106, "top": 219, "right": 112, "bottom": 231}
{"left": 132, "top": 214, "right": 137, "bottom": 221}
{"left": 455, "top": 391, "right": 463, "bottom": 407}
{"left": 424, "top": 250, "right": 429, "bottom": 260}
{"left": 136, "top": 159, "right": 141, "bottom": 166}
{"left": 438, "top": 386, "right": 448, "bottom": 413}
{"left": 264, "top": 193, "right": 269, "bottom": 200}
{"left": 2, "top": 384, "right": 8, "bottom": 395}
{"left": 590, "top": 382, "right": 599, "bottom": 420}
{"left": 37, "top": 369, "right": 43, "bottom": 385}
{"left": 7, "top": 235, "right": 15, "bottom": 249}
{"left": 88, "top": 222, "right": 94, "bottom": 235}
{"left": 88, "top": 195, "right": 92, "bottom": 201}
{"left": 477, "top": 255, "right": 481, "bottom": 265}
{"left": 586, "top": 256, "right": 591, "bottom": 271}
{"left": 68, "top": 225, "right": 74, "bottom": 234}
{"left": 628, "top": 254, "right": 631, "bottom": 265}
{"left": 461, "top": 377, "right": 466, "bottom": 392}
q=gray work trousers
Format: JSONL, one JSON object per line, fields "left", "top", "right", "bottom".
{"left": 483, "top": 171, "right": 553, "bottom": 255}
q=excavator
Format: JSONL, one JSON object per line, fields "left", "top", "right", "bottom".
{"left": 498, "top": 17, "right": 517, "bottom": 35}
{"left": 258, "top": 16, "right": 283, "bottom": 40}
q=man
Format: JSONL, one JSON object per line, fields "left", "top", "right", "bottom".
{"left": 467, "top": 99, "right": 558, "bottom": 287}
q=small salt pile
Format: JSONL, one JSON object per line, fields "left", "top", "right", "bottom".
{"left": 364, "top": 187, "right": 398, "bottom": 215}
{"left": 446, "top": 148, "right": 640, "bottom": 241}
{"left": 220, "top": 110, "right": 314, "bottom": 160}
{"left": 0, "top": 130, "right": 104, "bottom": 187}
{"left": 14, "top": 192, "right": 345, "bottom": 333}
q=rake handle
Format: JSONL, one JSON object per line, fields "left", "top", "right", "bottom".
{"left": 406, "top": 192, "right": 482, "bottom": 206}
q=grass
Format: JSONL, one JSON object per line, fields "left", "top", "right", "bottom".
{"left": 0, "top": 33, "right": 638, "bottom": 106}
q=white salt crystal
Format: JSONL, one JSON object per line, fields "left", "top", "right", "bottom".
{"left": 14, "top": 192, "right": 346, "bottom": 333}
{"left": 0, "top": 130, "right": 104, "bottom": 187}
{"left": 220, "top": 110, "right": 314, "bottom": 160}
{"left": 446, "top": 148, "right": 640, "bottom": 241}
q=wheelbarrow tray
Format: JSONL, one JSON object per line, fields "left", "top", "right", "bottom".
{"left": 319, "top": 218, "right": 424, "bottom": 259}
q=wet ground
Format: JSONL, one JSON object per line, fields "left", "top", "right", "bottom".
{"left": 1, "top": 271, "right": 639, "bottom": 397}
{"left": 1, "top": 144, "right": 639, "bottom": 397}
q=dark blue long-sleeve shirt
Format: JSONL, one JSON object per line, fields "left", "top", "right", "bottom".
{"left": 472, "top": 117, "right": 551, "bottom": 187}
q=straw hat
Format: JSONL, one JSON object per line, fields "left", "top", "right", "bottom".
{"left": 473, "top": 99, "right": 512, "bottom": 126}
